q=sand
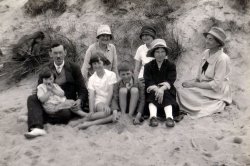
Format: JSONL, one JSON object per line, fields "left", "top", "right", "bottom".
{"left": 0, "top": 0, "right": 250, "bottom": 165}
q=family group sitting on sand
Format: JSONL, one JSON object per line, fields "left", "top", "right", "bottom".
{"left": 24, "top": 24, "right": 232, "bottom": 139}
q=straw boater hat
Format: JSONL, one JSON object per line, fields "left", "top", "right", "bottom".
{"left": 147, "top": 39, "right": 171, "bottom": 58}
{"left": 96, "top": 24, "right": 113, "bottom": 39}
{"left": 203, "top": 27, "right": 226, "bottom": 46}
{"left": 139, "top": 26, "right": 157, "bottom": 39}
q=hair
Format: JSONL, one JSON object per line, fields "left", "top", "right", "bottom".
{"left": 97, "top": 34, "right": 112, "bottom": 39}
{"left": 118, "top": 61, "right": 133, "bottom": 74}
{"left": 50, "top": 42, "right": 65, "bottom": 51}
{"left": 39, "top": 67, "right": 56, "bottom": 81}
{"left": 89, "top": 51, "right": 111, "bottom": 66}
{"left": 205, "top": 34, "right": 224, "bottom": 47}
{"left": 151, "top": 46, "right": 169, "bottom": 56}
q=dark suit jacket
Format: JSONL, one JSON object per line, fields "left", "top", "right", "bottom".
{"left": 38, "top": 61, "right": 88, "bottom": 108}
{"left": 144, "top": 59, "right": 177, "bottom": 97}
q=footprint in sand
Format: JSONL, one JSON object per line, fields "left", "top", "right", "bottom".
{"left": 191, "top": 137, "right": 219, "bottom": 157}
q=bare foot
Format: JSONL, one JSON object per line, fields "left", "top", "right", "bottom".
{"left": 78, "top": 121, "right": 92, "bottom": 130}
{"left": 112, "top": 110, "right": 120, "bottom": 122}
{"left": 69, "top": 118, "right": 86, "bottom": 127}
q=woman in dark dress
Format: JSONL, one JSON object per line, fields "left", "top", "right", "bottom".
{"left": 144, "top": 39, "right": 179, "bottom": 128}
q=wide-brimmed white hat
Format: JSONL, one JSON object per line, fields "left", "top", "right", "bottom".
{"left": 147, "top": 39, "right": 171, "bottom": 57}
{"left": 96, "top": 24, "right": 113, "bottom": 39}
{"left": 203, "top": 27, "right": 226, "bottom": 46}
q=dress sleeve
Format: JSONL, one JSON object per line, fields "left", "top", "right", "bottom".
{"left": 143, "top": 63, "right": 155, "bottom": 88}
{"left": 81, "top": 45, "right": 92, "bottom": 79}
{"left": 208, "top": 57, "right": 229, "bottom": 92}
{"left": 111, "top": 45, "right": 118, "bottom": 76}
{"left": 166, "top": 62, "right": 177, "bottom": 87}
{"left": 134, "top": 46, "right": 142, "bottom": 62}
{"left": 108, "top": 72, "right": 117, "bottom": 85}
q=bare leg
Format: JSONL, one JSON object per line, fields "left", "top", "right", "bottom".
{"left": 87, "top": 111, "right": 109, "bottom": 121}
{"left": 128, "top": 87, "right": 139, "bottom": 116}
{"left": 119, "top": 88, "right": 128, "bottom": 114}
{"left": 86, "top": 103, "right": 111, "bottom": 120}
{"left": 78, "top": 115, "right": 113, "bottom": 130}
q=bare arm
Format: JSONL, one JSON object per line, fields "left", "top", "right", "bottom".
{"left": 51, "top": 84, "right": 65, "bottom": 97}
{"left": 106, "top": 84, "right": 114, "bottom": 106}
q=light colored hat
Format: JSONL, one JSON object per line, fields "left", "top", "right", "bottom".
{"left": 203, "top": 27, "right": 226, "bottom": 46}
{"left": 96, "top": 24, "right": 113, "bottom": 39}
{"left": 147, "top": 39, "right": 171, "bottom": 57}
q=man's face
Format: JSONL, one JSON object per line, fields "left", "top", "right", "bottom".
{"left": 49, "top": 45, "right": 66, "bottom": 66}
{"left": 119, "top": 70, "right": 133, "bottom": 83}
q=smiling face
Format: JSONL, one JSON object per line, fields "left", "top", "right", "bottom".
{"left": 98, "top": 34, "right": 111, "bottom": 45}
{"left": 154, "top": 47, "right": 167, "bottom": 63}
{"left": 49, "top": 45, "right": 66, "bottom": 66}
{"left": 141, "top": 34, "right": 154, "bottom": 45}
{"left": 119, "top": 70, "right": 133, "bottom": 83}
{"left": 205, "top": 34, "right": 221, "bottom": 49}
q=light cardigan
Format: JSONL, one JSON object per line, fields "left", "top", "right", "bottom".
{"left": 81, "top": 42, "right": 118, "bottom": 79}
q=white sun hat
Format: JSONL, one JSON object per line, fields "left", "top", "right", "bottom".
{"left": 96, "top": 24, "right": 113, "bottom": 39}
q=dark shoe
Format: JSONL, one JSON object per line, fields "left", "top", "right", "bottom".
{"left": 149, "top": 117, "right": 158, "bottom": 127}
{"left": 165, "top": 118, "right": 175, "bottom": 127}
{"left": 174, "top": 114, "right": 185, "bottom": 122}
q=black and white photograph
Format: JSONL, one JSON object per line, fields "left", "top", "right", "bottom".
{"left": 0, "top": 0, "right": 249, "bottom": 165}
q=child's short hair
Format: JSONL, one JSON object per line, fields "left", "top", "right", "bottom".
{"left": 118, "top": 61, "right": 133, "bottom": 74}
{"left": 39, "top": 67, "right": 56, "bottom": 80}
{"left": 89, "top": 51, "right": 111, "bottom": 66}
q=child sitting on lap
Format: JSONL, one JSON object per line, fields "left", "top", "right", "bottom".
{"left": 111, "top": 62, "right": 145, "bottom": 125}
{"left": 37, "top": 67, "right": 86, "bottom": 117}
{"left": 77, "top": 53, "right": 118, "bottom": 129}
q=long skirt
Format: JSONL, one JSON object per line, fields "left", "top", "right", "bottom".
{"left": 176, "top": 87, "right": 228, "bottom": 118}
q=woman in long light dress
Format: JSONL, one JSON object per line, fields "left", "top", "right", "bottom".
{"left": 177, "top": 27, "right": 232, "bottom": 118}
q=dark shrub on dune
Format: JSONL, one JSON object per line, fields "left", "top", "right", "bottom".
{"left": 5, "top": 31, "right": 78, "bottom": 82}
{"left": 24, "top": 0, "right": 67, "bottom": 16}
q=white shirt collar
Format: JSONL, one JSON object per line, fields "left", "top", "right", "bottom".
{"left": 54, "top": 61, "right": 65, "bottom": 73}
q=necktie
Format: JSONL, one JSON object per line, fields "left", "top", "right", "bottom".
{"left": 56, "top": 66, "right": 62, "bottom": 73}
{"left": 201, "top": 61, "right": 209, "bottom": 74}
